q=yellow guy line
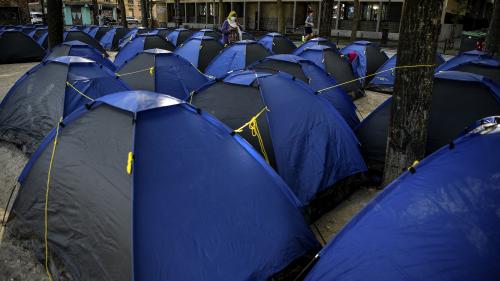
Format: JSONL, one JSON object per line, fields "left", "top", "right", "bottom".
{"left": 115, "top": 66, "right": 155, "bottom": 77}
{"left": 65, "top": 81, "right": 95, "bottom": 101}
{"left": 317, "top": 64, "right": 436, "bottom": 93}
{"left": 44, "top": 117, "right": 63, "bottom": 281}
{"left": 234, "top": 106, "right": 271, "bottom": 164}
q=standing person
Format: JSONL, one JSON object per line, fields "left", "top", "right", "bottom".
{"left": 304, "top": 11, "right": 314, "bottom": 41}
{"left": 98, "top": 11, "right": 104, "bottom": 26}
{"left": 221, "top": 11, "right": 242, "bottom": 46}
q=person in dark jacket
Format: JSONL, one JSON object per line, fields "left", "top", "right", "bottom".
{"left": 221, "top": 11, "right": 242, "bottom": 45}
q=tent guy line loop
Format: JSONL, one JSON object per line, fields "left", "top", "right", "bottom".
{"left": 115, "top": 66, "right": 155, "bottom": 77}
{"left": 234, "top": 106, "right": 271, "bottom": 164}
{"left": 316, "top": 64, "right": 436, "bottom": 93}
{"left": 65, "top": 81, "right": 95, "bottom": 101}
{"left": 44, "top": 117, "right": 63, "bottom": 281}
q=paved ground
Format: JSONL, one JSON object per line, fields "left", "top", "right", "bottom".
{"left": 0, "top": 58, "right": 389, "bottom": 279}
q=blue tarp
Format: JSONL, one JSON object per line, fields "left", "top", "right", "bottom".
{"left": 248, "top": 54, "right": 360, "bottom": 128}
{"left": 292, "top": 37, "right": 337, "bottom": 56}
{"left": 19, "top": 90, "right": 319, "bottom": 280}
{"left": 305, "top": 117, "right": 500, "bottom": 281}
{"left": 45, "top": 40, "right": 116, "bottom": 70}
{"left": 370, "top": 53, "right": 445, "bottom": 87}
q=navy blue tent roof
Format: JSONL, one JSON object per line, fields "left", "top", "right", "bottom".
{"left": 12, "top": 90, "right": 319, "bottom": 280}
{"left": 0, "top": 30, "right": 46, "bottom": 63}
{"left": 64, "top": 30, "right": 108, "bottom": 56}
{"left": 248, "top": 54, "right": 360, "bottom": 128}
{"left": 116, "top": 49, "right": 212, "bottom": 100}
{"left": 113, "top": 34, "right": 175, "bottom": 68}
{"left": 192, "top": 70, "right": 367, "bottom": 204}
{"left": 189, "top": 28, "right": 221, "bottom": 40}
{"left": 436, "top": 50, "right": 500, "bottom": 85}
{"left": 205, "top": 40, "right": 271, "bottom": 78}
{"left": 292, "top": 37, "right": 337, "bottom": 56}
{"left": 0, "top": 56, "right": 130, "bottom": 153}
{"left": 174, "top": 35, "right": 224, "bottom": 72}
{"left": 45, "top": 40, "right": 116, "bottom": 71}
{"left": 370, "top": 53, "right": 445, "bottom": 89}
{"left": 257, "top": 32, "right": 296, "bottom": 54}
{"left": 99, "top": 27, "right": 130, "bottom": 50}
{"left": 305, "top": 117, "right": 500, "bottom": 281}
{"left": 340, "top": 41, "right": 388, "bottom": 84}
{"left": 166, "top": 28, "right": 193, "bottom": 46}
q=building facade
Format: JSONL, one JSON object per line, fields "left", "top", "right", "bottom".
{"left": 28, "top": 0, "right": 118, "bottom": 25}
{"left": 1, "top": 0, "right": 30, "bottom": 24}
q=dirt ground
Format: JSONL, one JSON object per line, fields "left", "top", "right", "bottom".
{"left": 0, "top": 59, "right": 389, "bottom": 280}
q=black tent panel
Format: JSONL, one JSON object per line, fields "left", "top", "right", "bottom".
{"left": 0, "top": 31, "right": 45, "bottom": 63}
{"left": 453, "top": 64, "right": 500, "bottom": 85}
{"left": 143, "top": 35, "right": 175, "bottom": 51}
{"left": 11, "top": 105, "right": 134, "bottom": 280}
{"left": 245, "top": 44, "right": 272, "bottom": 66}
{"left": 117, "top": 53, "right": 156, "bottom": 91}
{"left": 365, "top": 45, "right": 389, "bottom": 83}
{"left": 45, "top": 45, "right": 72, "bottom": 60}
{"left": 324, "top": 50, "right": 363, "bottom": 99}
{"left": 65, "top": 31, "right": 108, "bottom": 56}
{"left": 197, "top": 40, "right": 223, "bottom": 72}
{"left": 251, "top": 59, "right": 309, "bottom": 82}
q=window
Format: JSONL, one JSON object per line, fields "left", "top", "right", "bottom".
{"left": 128, "top": 0, "right": 133, "bottom": 4}
{"left": 361, "top": 4, "right": 380, "bottom": 21}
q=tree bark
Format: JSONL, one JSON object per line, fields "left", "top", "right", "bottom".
{"left": 40, "top": 0, "right": 46, "bottom": 24}
{"left": 92, "top": 0, "right": 99, "bottom": 25}
{"left": 175, "top": 0, "right": 182, "bottom": 27}
{"left": 485, "top": 0, "right": 500, "bottom": 59}
{"left": 277, "top": 0, "right": 285, "bottom": 34}
{"left": 141, "top": 0, "right": 149, "bottom": 27}
{"left": 218, "top": 0, "right": 224, "bottom": 25}
{"left": 350, "top": 0, "right": 360, "bottom": 41}
{"left": 382, "top": 0, "right": 443, "bottom": 186}
{"left": 118, "top": 0, "right": 128, "bottom": 27}
{"left": 319, "top": 0, "right": 334, "bottom": 38}
{"left": 149, "top": 0, "right": 154, "bottom": 28}
{"left": 47, "top": 0, "right": 63, "bottom": 49}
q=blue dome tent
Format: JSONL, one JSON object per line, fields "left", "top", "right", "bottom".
{"left": 27, "top": 27, "right": 47, "bottom": 41}
{"left": 150, "top": 27, "right": 171, "bottom": 38}
{"left": 436, "top": 50, "right": 500, "bottom": 85}
{"left": 297, "top": 45, "right": 364, "bottom": 99}
{"left": 64, "top": 30, "right": 108, "bottom": 56}
{"left": 0, "top": 56, "right": 130, "bottom": 153}
{"left": 0, "top": 30, "right": 45, "bottom": 63}
{"left": 116, "top": 49, "right": 212, "bottom": 100}
{"left": 205, "top": 40, "right": 271, "bottom": 78}
{"left": 340, "top": 41, "right": 388, "bottom": 85}
{"left": 304, "top": 117, "right": 500, "bottom": 281}
{"left": 166, "top": 27, "right": 193, "bottom": 46}
{"left": 36, "top": 29, "right": 49, "bottom": 49}
{"left": 257, "top": 32, "right": 296, "bottom": 54}
{"left": 174, "top": 35, "right": 223, "bottom": 72}
{"left": 9, "top": 91, "right": 319, "bottom": 281}
{"left": 86, "top": 26, "right": 111, "bottom": 41}
{"left": 292, "top": 37, "right": 337, "bottom": 56}
{"left": 191, "top": 70, "right": 367, "bottom": 204}
{"left": 113, "top": 34, "right": 175, "bottom": 68}
{"left": 189, "top": 28, "right": 221, "bottom": 41}
{"left": 369, "top": 53, "right": 446, "bottom": 91}
{"left": 356, "top": 71, "right": 500, "bottom": 170}
{"left": 248, "top": 54, "right": 360, "bottom": 128}
{"left": 99, "top": 27, "right": 131, "bottom": 50}
{"left": 45, "top": 40, "right": 116, "bottom": 71}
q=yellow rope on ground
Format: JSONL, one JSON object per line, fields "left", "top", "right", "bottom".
{"left": 317, "top": 64, "right": 436, "bottom": 93}
{"left": 115, "top": 66, "right": 155, "bottom": 77}
{"left": 44, "top": 117, "right": 63, "bottom": 281}
{"left": 65, "top": 81, "right": 95, "bottom": 101}
{"left": 234, "top": 107, "right": 271, "bottom": 164}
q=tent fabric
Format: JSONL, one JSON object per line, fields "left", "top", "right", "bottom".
{"left": 64, "top": 30, "right": 108, "bottom": 56}
{"left": 204, "top": 40, "right": 271, "bottom": 78}
{"left": 297, "top": 45, "right": 364, "bottom": 99}
{"left": 189, "top": 28, "right": 221, "bottom": 41}
{"left": 150, "top": 28, "right": 171, "bottom": 38}
{"left": 369, "top": 53, "right": 446, "bottom": 89}
{"left": 10, "top": 90, "right": 319, "bottom": 281}
{"left": 0, "top": 56, "right": 130, "bottom": 153}
{"left": 248, "top": 54, "right": 360, "bottom": 128}
{"left": 117, "top": 28, "right": 140, "bottom": 49}
{"left": 0, "top": 30, "right": 46, "bottom": 63}
{"left": 45, "top": 40, "right": 116, "bottom": 71}
{"left": 355, "top": 71, "right": 500, "bottom": 170}
{"left": 436, "top": 51, "right": 500, "bottom": 85}
{"left": 113, "top": 34, "right": 175, "bottom": 68}
{"left": 292, "top": 37, "right": 337, "bottom": 56}
{"left": 305, "top": 119, "right": 500, "bottom": 281}
{"left": 87, "top": 26, "right": 111, "bottom": 41}
{"left": 28, "top": 27, "right": 47, "bottom": 41}
{"left": 174, "top": 35, "right": 224, "bottom": 72}
{"left": 36, "top": 30, "right": 49, "bottom": 49}
{"left": 192, "top": 70, "right": 367, "bottom": 204}
{"left": 340, "top": 41, "right": 388, "bottom": 85}
{"left": 116, "top": 49, "right": 212, "bottom": 100}
{"left": 99, "top": 27, "right": 130, "bottom": 50}
{"left": 166, "top": 28, "right": 193, "bottom": 46}
{"left": 257, "top": 32, "right": 297, "bottom": 54}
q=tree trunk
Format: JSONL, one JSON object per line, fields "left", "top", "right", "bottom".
{"left": 382, "top": 0, "right": 443, "bottom": 186}
{"left": 118, "top": 0, "right": 128, "bottom": 27}
{"left": 92, "top": 0, "right": 99, "bottom": 25}
{"left": 218, "top": 0, "right": 224, "bottom": 25}
{"left": 277, "top": 0, "right": 285, "bottom": 34}
{"left": 319, "top": 0, "right": 334, "bottom": 38}
{"left": 485, "top": 0, "right": 500, "bottom": 59}
{"left": 350, "top": 0, "right": 360, "bottom": 41}
{"left": 40, "top": 0, "right": 46, "bottom": 24}
{"left": 141, "top": 0, "right": 149, "bottom": 27}
{"left": 47, "top": 0, "right": 63, "bottom": 49}
{"left": 149, "top": 0, "right": 154, "bottom": 28}
{"left": 175, "top": 0, "right": 182, "bottom": 27}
